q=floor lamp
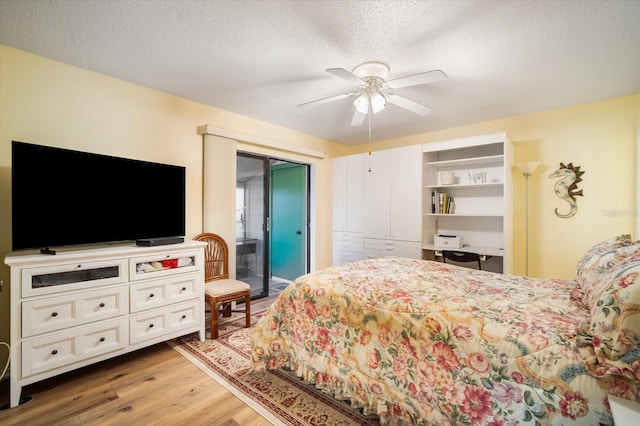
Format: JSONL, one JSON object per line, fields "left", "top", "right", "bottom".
{"left": 515, "top": 162, "right": 540, "bottom": 276}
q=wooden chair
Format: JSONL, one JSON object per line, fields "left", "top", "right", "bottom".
{"left": 442, "top": 250, "right": 482, "bottom": 270}
{"left": 194, "top": 233, "right": 251, "bottom": 339}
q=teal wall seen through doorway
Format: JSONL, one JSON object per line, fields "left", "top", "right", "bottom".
{"left": 270, "top": 163, "right": 307, "bottom": 281}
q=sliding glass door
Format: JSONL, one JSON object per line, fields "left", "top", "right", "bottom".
{"left": 236, "top": 152, "right": 309, "bottom": 298}
{"left": 236, "top": 154, "right": 268, "bottom": 297}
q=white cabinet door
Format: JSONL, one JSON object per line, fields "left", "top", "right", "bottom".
{"left": 346, "top": 154, "right": 364, "bottom": 232}
{"left": 332, "top": 156, "right": 348, "bottom": 231}
{"left": 363, "top": 146, "right": 421, "bottom": 241}
{"left": 363, "top": 151, "right": 391, "bottom": 239}
{"left": 332, "top": 154, "right": 365, "bottom": 232}
{"left": 390, "top": 145, "right": 422, "bottom": 242}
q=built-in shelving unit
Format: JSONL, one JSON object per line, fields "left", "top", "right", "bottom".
{"left": 422, "top": 132, "right": 513, "bottom": 273}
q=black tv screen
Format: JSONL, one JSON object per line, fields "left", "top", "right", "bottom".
{"left": 11, "top": 141, "right": 186, "bottom": 251}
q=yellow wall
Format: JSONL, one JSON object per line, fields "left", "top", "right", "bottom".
{"left": 0, "top": 45, "right": 341, "bottom": 347}
{"left": 1, "top": 44, "right": 639, "bottom": 355}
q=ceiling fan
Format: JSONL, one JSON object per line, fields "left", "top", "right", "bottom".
{"left": 298, "top": 61, "right": 447, "bottom": 126}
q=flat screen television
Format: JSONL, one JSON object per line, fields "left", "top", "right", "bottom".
{"left": 11, "top": 141, "right": 186, "bottom": 252}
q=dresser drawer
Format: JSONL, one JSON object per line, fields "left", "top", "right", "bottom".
{"left": 364, "top": 238, "right": 422, "bottom": 259}
{"left": 332, "top": 231, "right": 364, "bottom": 250}
{"left": 130, "top": 300, "right": 200, "bottom": 344}
{"left": 22, "top": 318, "right": 128, "bottom": 377}
{"left": 22, "top": 286, "right": 127, "bottom": 338}
{"left": 332, "top": 250, "right": 365, "bottom": 266}
{"left": 22, "top": 258, "right": 127, "bottom": 297}
{"left": 129, "top": 274, "right": 202, "bottom": 313}
{"left": 130, "top": 250, "right": 202, "bottom": 281}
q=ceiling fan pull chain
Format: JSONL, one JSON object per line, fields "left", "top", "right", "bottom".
{"left": 368, "top": 100, "right": 372, "bottom": 173}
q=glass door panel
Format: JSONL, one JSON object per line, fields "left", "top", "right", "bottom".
{"left": 236, "top": 154, "right": 268, "bottom": 297}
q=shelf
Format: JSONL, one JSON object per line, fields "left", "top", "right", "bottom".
{"left": 422, "top": 132, "right": 512, "bottom": 274}
{"left": 427, "top": 182, "right": 503, "bottom": 189}
{"left": 426, "top": 154, "right": 504, "bottom": 168}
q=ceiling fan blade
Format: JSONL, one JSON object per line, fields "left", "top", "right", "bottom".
{"left": 386, "top": 94, "right": 432, "bottom": 115}
{"left": 386, "top": 69, "right": 447, "bottom": 89}
{"left": 326, "top": 68, "right": 365, "bottom": 85}
{"left": 350, "top": 109, "right": 367, "bottom": 127}
{"left": 297, "top": 92, "right": 355, "bottom": 108}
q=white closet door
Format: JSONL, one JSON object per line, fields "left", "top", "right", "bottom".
{"left": 390, "top": 145, "right": 422, "bottom": 242}
{"left": 363, "top": 151, "right": 391, "bottom": 239}
{"left": 331, "top": 156, "right": 348, "bottom": 231}
{"left": 346, "top": 154, "right": 365, "bottom": 232}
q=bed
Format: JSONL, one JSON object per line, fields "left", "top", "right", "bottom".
{"left": 250, "top": 235, "right": 640, "bottom": 425}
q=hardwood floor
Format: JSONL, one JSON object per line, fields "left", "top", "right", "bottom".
{"left": 0, "top": 296, "right": 278, "bottom": 426}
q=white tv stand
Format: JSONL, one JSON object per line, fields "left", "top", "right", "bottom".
{"left": 4, "top": 241, "right": 206, "bottom": 409}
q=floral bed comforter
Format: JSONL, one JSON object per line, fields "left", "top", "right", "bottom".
{"left": 250, "top": 257, "right": 637, "bottom": 425}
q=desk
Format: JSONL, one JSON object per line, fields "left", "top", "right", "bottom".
{"left": 422, "top": 244, "right": 504, "bottom": 257}
{"left": 423, "top": 245, "right": 504, "bottom": 273}
{"left": 236, "top": 238, "right": 257, "bottom": 277}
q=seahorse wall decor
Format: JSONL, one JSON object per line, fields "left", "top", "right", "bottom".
{"left": 549, "top": 162, "right": 585, "bottom": 218}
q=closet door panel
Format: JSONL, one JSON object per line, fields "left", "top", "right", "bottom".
{"left": 346, "top": 154, "right": 365, "bottom": 232}
{"left": 331, "top": 156, "right": 348, "bottom": 231}
{"left": 363, "top": 151, "right": 390, "bottom": 239}
{"left": 390, "top": 145, "right": 422, "bottom": 242}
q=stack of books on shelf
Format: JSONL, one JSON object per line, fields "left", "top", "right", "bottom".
{"left": 431, "top": 191, "right": 455, "bottom": 214}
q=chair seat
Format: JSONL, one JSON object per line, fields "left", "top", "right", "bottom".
{"left": 204, "top": 279, "right": 250, "bottom": 297}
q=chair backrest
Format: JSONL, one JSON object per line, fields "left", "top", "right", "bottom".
{"left": 193, "top": 233, "right": 230, "bottom": 282}
{"left": 442, "top": 250, "right": 482, "bottom": 270}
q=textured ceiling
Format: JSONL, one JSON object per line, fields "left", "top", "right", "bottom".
{"left": 1, "top": 0, "right": 639, "bottom": 146}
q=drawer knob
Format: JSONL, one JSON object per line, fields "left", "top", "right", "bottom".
{"left": 181, "top": 315, "right": 186, "bottom": 319}
{"left": 149, "top": 293, "right": 154, "bottom": 298}
{"left": 99, "top": 337, "right": 105, "bottom": 342}
{"left": 51, "top": 349, "right": 58, "bottom": 355}
{"left": 51, "top": 312, "right": 58, "bottom": 317}
{"left": 149, "top": 323, "right": 154, "bottom": 328}
{"left": 99, "top": 302, "right": 105, "bottom": 308}
{"left": 181, "top": 287, "right": 186, "bottom": 292}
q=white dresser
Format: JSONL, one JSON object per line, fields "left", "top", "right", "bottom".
{"left": 4, "top": 241, "right": 206, "bottom": 408}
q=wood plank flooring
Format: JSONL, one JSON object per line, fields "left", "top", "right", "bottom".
{"left": 0, "top": 296, "right": 277, "bottom": 426}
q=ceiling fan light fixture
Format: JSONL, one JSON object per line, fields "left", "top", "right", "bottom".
{"left": 370, "top": 92, "right": 385, "bottom": 113}
{"left": 354, "top": 92, "right": 386, "bottom": 114}
{"left": 354, "top": 93, "right": 369, "bottom": 114}
{"left": 301, "top": 61, "right": 447, "bottom": 125}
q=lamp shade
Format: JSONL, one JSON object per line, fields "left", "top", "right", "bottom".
{"left": 515, "top": 162, "right": 540, "bottom": 176}
{"left": 354, "top": 92, "right": 387, "bottom": 114}
{"left": 370, "top": 92, "right": 386, "bottom": 113}
{"left": 354, "top": 93, "right": 368, "bottom": 114}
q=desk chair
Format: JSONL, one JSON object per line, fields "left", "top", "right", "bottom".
{"left": 442, "top": 250, "right": 482, "bottom": 270}
{"left": 194, "top": 233, "right": 251, "bottom": 339}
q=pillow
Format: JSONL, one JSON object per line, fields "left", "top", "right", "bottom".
{"left": 576, "top": 252, "right": 640, "bottom": 381}
{"left": 575, "top": 234, "right": 638, "bottom": 290}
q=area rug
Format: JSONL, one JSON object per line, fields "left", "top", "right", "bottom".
{"left": 167, "top": 308, "right": 380, "bottom": 426}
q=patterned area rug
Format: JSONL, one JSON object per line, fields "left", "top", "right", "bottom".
{"left": 168, "top": 308, "right": 380, "bottom": 426}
